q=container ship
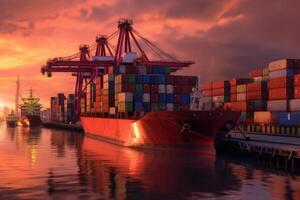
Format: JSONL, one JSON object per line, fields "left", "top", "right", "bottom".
{"left": 42, "top": 19, "right": 240, "bottom": 149}
{"left": 6, "top": 110, "right": 18, "bottom": 127}
{"left": 20, "top": 89, "right": 42, "bottom": 127}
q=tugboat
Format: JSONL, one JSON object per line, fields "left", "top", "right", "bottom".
{"left": 6, "top": 110, "right": 18, "bottom": 127}
{"left": 19, "top": 89, "right": 42, "bottom": 127}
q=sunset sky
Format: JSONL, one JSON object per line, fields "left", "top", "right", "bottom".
{"left": 0, "top": 0, "right": 299, "bottom": 109}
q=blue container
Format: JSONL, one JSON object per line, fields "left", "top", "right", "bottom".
{"left": 152, "top": 66, "right": 160, "bottom": 74}
{"left": 181, "top": 94, "right": 190, "bottom": 103}
{"left": 277, "top": 112, "right": 300, "bottom": 126}
{"left": 150, "top": 75, "right": 159, "bottom": 84}
{"left": 166, "top": 94, "right": 174, "bottom": 103}
{"left": 143, "top": 103, "right": 151, "bottom": 112}
{"left": 159, "top": 94, "right": 166, "bottom": 102}
{"left": 134, "top": 102, "right": 143, "bottom": 111}
{"left": 158, "top": 67, "right": 165, "bottom": 74}
{"left": 134, "top": 93, "right": 143, "bottom": 102}
{"left": 136, "top": 75, "right": 143, "bottom": 84}
{"left": 158, "top": 75, "right": 165, "bottom": 84}
{"left": 143, "top": 75, "right": 150, "bottom": 84}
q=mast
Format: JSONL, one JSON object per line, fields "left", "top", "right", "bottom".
{"left": 15, "top": 75, "right": 20, "bottom": 117}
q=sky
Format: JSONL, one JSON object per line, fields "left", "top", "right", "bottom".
{"left": 0, "top": 0, "right": 299, "bottom": 109}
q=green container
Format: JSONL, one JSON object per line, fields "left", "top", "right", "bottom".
{"left": 151, "top": 103, "right": 159, "bottom": 111}
{"left": 136, "top": 84, "right": 143, "bottom": 92}
{"left": 127, "top": 74, "right": 135, "bottom": 83}
{"left": 164, "top": 67, "right": 171, "bottom": 74}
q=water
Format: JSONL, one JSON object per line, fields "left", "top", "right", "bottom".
{"left": 0, "top": 123, "right": 299, "bottom": 200}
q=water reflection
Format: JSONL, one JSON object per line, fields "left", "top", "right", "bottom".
{"left": 0, "top": 124, "right": 299, "bottom": 199}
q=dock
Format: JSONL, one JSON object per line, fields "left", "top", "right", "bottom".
{"left": 216, "top": 130, "right": 300, "bottom": 172}
{"left": 42, "top": 122, "right": 83, "bottom": 132}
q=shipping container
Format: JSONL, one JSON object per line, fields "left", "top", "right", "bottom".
{"left": 230, "top": 78, "right": 252, "bottom": 86}
{"left": 267, "top": 100, "right": 288, "bottom": 111}
{"left": 237, "top": 93, "right": 246, "bottom": 101}
{"left": 237, "top": 84, "right": 247, "bottom": 93}
{"left": 212, "top": 81, "right": 229, "bottom": 89}
{"left": 254, "top": 112, "right": 277, "bottom": 124}
{"left": 268, "top": 59, "right": 300, "bottom": 71}
{"left": 202, "top": 90, "right": 212, "bottom": 97}
{"left": 294, "top": 74, "right": 300, "bottom": 86}
{"left": 246, "top": 91, "right": 267, "bottom": 100}
{"left": 289, "top": 99, "right": 300, "bottom": 111}
{"left": 249, "top": 69, "right": 263, "bottom": 78}
{"left": 277, "top": 112, "right": 300, "bottom": 126}
{"left": 247, "top": 82, "right": 267, "bottom": 92}
{"left": 268, "top": 77, "right": 293, "bottom": 89}
{"left": 269, "top": 69, "right": 293, "bottom": 78}
{"left": 269, "top": 88, "right": 293, "bottom": 100}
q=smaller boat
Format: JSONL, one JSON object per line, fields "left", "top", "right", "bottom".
{"left": 6, "top": 110, "right": 18, "bottom": 128}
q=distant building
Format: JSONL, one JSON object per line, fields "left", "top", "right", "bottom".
{"left": 40, "top": 108, "right": 51, "bottom": 122}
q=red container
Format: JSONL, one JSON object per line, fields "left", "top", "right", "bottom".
{"left": 201, "top": 82, "right": 212, "bottom": 90}
{"left": 150, "top": 84, "right": 159, "bottom": 93}
{"left": 249, "top": 69, "right": 263, "bottom": 78}
{"left": 150, "top": 94, "right": 159, "bottom": 102}
{"left": 143, "top": 85, "right": 150, "bottom": 93}
{"left": 269, "top": 88, "right": 293, "bottom": 100}
{"left": 212, "top": 81, "right": 229, "bottom": 89}
{"left": 181, "top": 85, "right": 193, "bottom": 93}
{"left": 294, "top": 87, "right": 300, "bottom": 99}
{"left": 269, "top": 77, "right": 293, "bottom": 89}
{"left": 228, "top": 101, "right": 247, "bottom": 111}
{"left": 294, "top": 74, "right": 300, "bottom": 86}
{"left": 174, "top": 85, "right": 181, "bottom": 94}
{"left": 174, "top": 94, "right": 181, "bottom": 103}
{"left": 230, "top": 86, "right": 237, "bottom": 94}
{"left": 231, "top": 94, "right": 237, "bottom": 101}
{"left": 246, "top": 91, "right": 267, "bottom": 100}
{"left": 128, "top": 84, "right": 135, "bottom": 92}
{"left": 247, "top": 82, "right": 266, "bottom": 92}
{"left": 166, "top": 76, "right": 174, "bottom": 84}
{"left": 212, "top": 88, "right": 224, "bottom": 96}
{"left": 202, "top": 90, "right": 212, "bottom": 97}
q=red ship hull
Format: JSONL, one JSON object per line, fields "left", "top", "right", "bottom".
{"left": 81, "top": 111, "right": 240, "bottom": 149}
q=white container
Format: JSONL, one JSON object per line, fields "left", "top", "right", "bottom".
{"left": 143, "top": 93, "right": 150, "bottom": 102}
{"left": 166, "top": 103, "right": 174, "bottom": 111}
{"left": 289, "top": 99, "right": 300, "bottom": 111}
{"left": 202, "top": 96, "right": 212, "bottom": 103}
{"left": 237, "top": 93, "right": 246, "bottom": 101}
{"left": 269, "top": 69, "right": 293, "bottom": 78}
{"left": 166, "top": 85, "right": 174, "bottom": 94}
{"left": 122, "top": 52, "right": 137, "bottom": 63}
{"left": 159, "top": 84, "right": 166, "bottom": 93}
{"left": 92, "top": 56, "right": 114, "bottom": 61}
{"left": 212, "top": 96, "right": 224, "bottom": 103}
{"left": 138, "top": 66, "right": 147, "bottom": 74}
{"left": 267, "top": 100, "right": 288, "bottom": 111}
{"left": 118, "top": 92, "right": 133, "bottom": 102}
{"left": 119, "top": 65, "right": 126, "bottom": 74}
{"left": 103, "top": 74, "right": 114, "bottom": 82}
{"left": 109, "top": 107, "right": 116, "bottom": 115}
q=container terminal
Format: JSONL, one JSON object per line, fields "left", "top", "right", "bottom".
{"left": 40, "top": 19, "right": 300, "bottom": 168}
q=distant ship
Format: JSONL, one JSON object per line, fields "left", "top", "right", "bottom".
{"left": 19, "top": 89, "right": 42, "bottom": 127}
{"left": 6, "top": 110, "right": 18, "bottom": 127}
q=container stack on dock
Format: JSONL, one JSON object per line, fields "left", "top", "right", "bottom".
{"left": 81, "top": 58, "right": 197, "bottom": 117}
{"left": 202, "top": 58, "right": 300, "bottom": 127}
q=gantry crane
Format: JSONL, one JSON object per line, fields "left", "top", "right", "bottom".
{"left": 41, "top": 19, "right": 194, "bottom": 121}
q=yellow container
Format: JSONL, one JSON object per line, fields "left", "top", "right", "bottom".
{"left": 237, "top": 84, "right": 247, "bottom": 93}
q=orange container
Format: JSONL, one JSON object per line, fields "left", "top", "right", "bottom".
{"left": 212, "top": 88, "right": 224, "bottom": 96}
{"left": 212, "top": 81, "right": 229, "bottom": 89}
{"left": 231, "top": 94, "right": 237, "bottom": 101}
{"left": 269, "top": 88, "right": 293, "bottom": 100}
{"left": 247, "top": 82, "right": 266, "bottom": 92}
{"left": 249, "top": 69, "right": 263, "bottom": 78}
{"left": 201, "top": 82, "right": 212, "bottom": 90}
{"left": 294, "top": 74, "right": 300, "bottom": 86}
{"left": 225, "top": 101, "right": 247, "bottom": 111}
{"left": 294, "top": 87, "right": 300, "bottom": 99}
{"left": 269, "top": 77, "right": 293, "bottom": 89}
{"left": 230, "top": 86, "right": 237, "bottom": 94}
{"left": 247, "top": 91, "right": 267, "bottom": 100}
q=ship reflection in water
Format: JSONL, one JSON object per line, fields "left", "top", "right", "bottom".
{"left": 0, "top": 124, "right": 299, "bottom": 199}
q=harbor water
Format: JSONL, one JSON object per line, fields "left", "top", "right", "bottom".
{"left": 0, "top": 123, "right": 299, "bottom": 200}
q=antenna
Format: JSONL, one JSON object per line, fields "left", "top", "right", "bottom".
{"left": 15, "top": 75, "right": 20, "bottom": 117}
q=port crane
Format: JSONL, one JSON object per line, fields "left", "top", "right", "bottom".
{"left": 41, "top": 19, "right": 194, "bottom": 121}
